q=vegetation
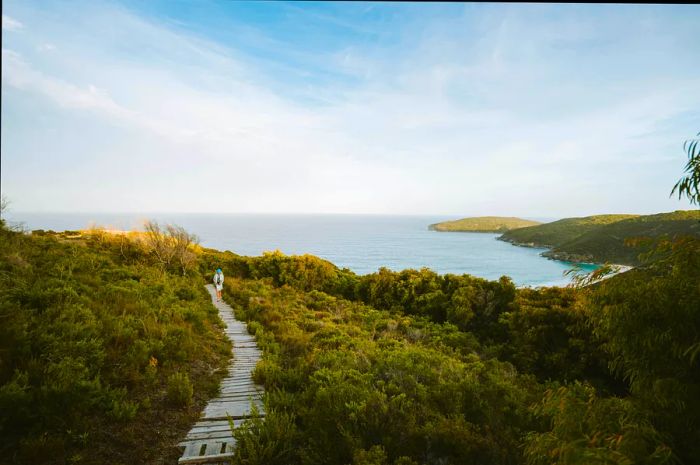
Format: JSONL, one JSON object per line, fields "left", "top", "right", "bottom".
{"left": 498, "top": 214, "right": 639, "bottom": 248}
{"left": 206, "top": 230, "right": 699, "bottom": 465}
{"left": 542, "top": 210, "right": 700, "bottom": 265}
{"left": 499, "top": 211, "right": 700, "bottom": 265}
{"left": 0, "top": 225, "right": 231, "bottom": 465}
{"left": 2, "top": 220, "right": 698, "bottom": 465}
{"left": 671, "top": 132, "right": 700, "bottom": 205}
{"left": 222, "top": 275, "right": 543, "bottom": 465}
{"left": 429, "top": 216, "right": 540, "bottom": 232}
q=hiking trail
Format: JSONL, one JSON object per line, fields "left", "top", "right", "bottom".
{"left": 177, "top": 284, "right": 264, "bottom": 464}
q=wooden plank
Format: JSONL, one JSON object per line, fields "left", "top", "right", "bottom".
{"left": 179, "top": 429, "right": 234, "bottom": 443}
{"left": 209, "top": 395, "right": 259, "bottom": 403}
{"left": 219, "top": 380, "right": 260, "bottom": 387}
{"left": 220, "top": 380, "right": 258, "bottom": 387}
{"left": 180, "top": 441, "right": 202, "bottom": 458}
{"left": 204, "top": 398, "right": 261, "bottom": 411}
{"left": 204, "top": 440, "right": 226, "bottom": 456}
{"left": 178, "top": 451, "right": 234, "bottom": 465}
{"left": 216, "top": 383, "right": 261, "bottom": 391}
{"left": 203, "top": 405, "right": 265, "bottom": 418}
{"left": 217, "top": 390, "right": 263, "bottom": 398}
{"left": 188, "top": 420, "right": 244, "bottom": 434}
{"left": 191, "top": 420, "right": 231, "bottom": 429}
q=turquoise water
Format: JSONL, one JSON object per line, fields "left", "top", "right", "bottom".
{"left": 5, "top": 213, "right": 597, "bottom": 287}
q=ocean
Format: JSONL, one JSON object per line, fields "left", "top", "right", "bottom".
{"left": 4, "top": 212, "right": 597, "bottom": 287}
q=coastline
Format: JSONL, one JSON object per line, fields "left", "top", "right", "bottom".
{"left": 498, "top": 234, "right": 636, "bottom": 286}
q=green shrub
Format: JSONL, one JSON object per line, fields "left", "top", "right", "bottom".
{"left": 231, "top": 404, "right": 297, "bottom": 465}
{"left": 109, "top": 398, "right": 139, "bottom": 422}
{"left": 167, "top": 372, "right": 194, "bottom": 407}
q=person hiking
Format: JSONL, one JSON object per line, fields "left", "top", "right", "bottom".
{"left": 213, "top": 268, "right": 224, "bottom": 302}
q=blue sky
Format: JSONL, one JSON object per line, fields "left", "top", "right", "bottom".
{"left": 2, "top": 1, "right": 699, "bottom": 216}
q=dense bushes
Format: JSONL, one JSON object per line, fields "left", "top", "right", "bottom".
{"left": 203, "top": 234, "right": 699, "bottom": 464}
{"left": 0, "top": 226, "right": 230, "bottom": 464}
{"left": 222, "top": 277, "right": 542, "bottom": 465}
{"left": 203, "top": 249, "right": 520, "bottom": 342}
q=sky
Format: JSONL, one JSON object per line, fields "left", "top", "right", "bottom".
{"left": 2, "top": 1, "right": 699, "bottom": 217}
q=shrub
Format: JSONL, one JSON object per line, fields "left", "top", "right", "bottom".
{"left": 231, "top": 404, "right": 297, "bottom": 465}
{"left": 109, "top": 398, "right": 139, "bottom": 422}
{"left": 167, "top": 372, "right": 194, "bottom": 407}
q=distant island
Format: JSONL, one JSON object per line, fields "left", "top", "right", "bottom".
{"left": 498, "top": 210, "right": 700, "bottom": 265}
{"left": 429, "top": 216, "right": 541, "bottom": 232}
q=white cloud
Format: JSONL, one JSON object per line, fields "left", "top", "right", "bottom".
{"left": 37, "top": 43, "right": 56, "bottom": 52}
{"left": 2, "top": 14, "right": 23, "bottom": 31}
{"left": 3, "top": 49, "right": 134, "bottom": 117}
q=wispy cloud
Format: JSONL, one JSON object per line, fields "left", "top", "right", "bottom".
{"left": 2, "top": 14, "right": 23, "bottom": 31}
{"left": 36, "top": 43, "right": 56, "bottom": 52}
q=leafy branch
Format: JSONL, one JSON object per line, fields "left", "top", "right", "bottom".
{"left": 671, "top": 132, "right": 700, "bottom": 205}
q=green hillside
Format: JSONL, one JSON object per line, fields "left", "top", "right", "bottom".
{"left": 499, "top": 211, "right": 700, "bottom": 265}
{"left": 429, "top": 216, "right": 540, "bottom": 232}
{"left": 544, "top": 210, "right": 700, "bottom": 265}
{"left": 498, "top": 214, "right": 639, "bottom": 248}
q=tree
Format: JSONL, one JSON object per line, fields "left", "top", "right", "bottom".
{"left": 143, "top": 221, "right": 199, "bottom": 275}
{"left": 0, "top": 196, "right": 9, "bottom": 227}
{"left": 670, "top": 131, "right": 700, "bottom": 205}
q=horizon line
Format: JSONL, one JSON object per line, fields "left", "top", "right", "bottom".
{"left": 4, "top": 209, "right": 695, "bottom": 218}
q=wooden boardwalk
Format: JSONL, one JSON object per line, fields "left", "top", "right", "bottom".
{"left": 178, "top": 285, "right": 264, "bottom": 464}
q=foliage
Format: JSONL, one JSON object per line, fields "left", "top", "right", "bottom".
{"left": 499, "top": 287, "right": 617, "bottom": 390}
{"left": 222, "top": 277, "right": 542, "bottom": 465}
{"left": 499, "top": 214, "right": 639, "bottom": 248}
{"left": 500, "top": 211, "right": 700, "bottom": 265}
{"left": 544, "top": 211, "right": 700, "bottom": 265}
{"left": 0, "top": 225, "right": 230, "bottom": 464}
{"left": 230, "top": 403, "right": 298, "bottom": 465}
{"left": 143, "top": 221, "right": 200, "bottom": 275}
{"left": 167, "top": 372, "right": 194, "bottom": 407}
{"left": 429, "top": 216, "right": 541, "bottom": 232}
{"left": 671, "top": 132, "right": 700, "bottom": 205}
{"left": 585, "top": 237, "right": 700, "bottom": 461}
{"left": 524, "top": 383, "right": 675, "bottom": 465}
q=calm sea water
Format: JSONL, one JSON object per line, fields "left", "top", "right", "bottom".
{"left": 5, "top": 212, "right": 596, "bottom": 287}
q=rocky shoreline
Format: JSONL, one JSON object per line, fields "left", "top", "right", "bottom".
{"left": 497, "top": 234, "right": 634, "bottom": 275}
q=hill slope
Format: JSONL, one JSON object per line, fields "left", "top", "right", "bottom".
{"left": 429, "top": 216, "right": 540, "bottom": 232}
{"left": 499, "top": 211, "right": 700, "bottom": 265}
{"left": 498, "top": 214, "right": 639, "bottom": 248}
{"left": 543, "top": 210, "right": 700, "bottom": 265}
